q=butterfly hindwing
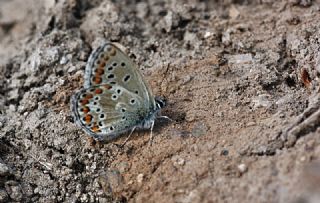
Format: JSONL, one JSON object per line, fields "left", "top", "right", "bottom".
{"left": 71, "top": 84, "right": 148, "bottom": 141}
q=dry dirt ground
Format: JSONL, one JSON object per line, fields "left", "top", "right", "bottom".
{"left": 1, "top": 0, "right": 320, "bottom": 202}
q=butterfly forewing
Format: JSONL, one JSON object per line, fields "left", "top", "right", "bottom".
{"left": 84, "top": 42, "right": 155, "bottom": 110}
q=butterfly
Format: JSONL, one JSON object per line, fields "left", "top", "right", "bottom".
{"left": 71, "top": 42, "right": 166, "bottom": 142}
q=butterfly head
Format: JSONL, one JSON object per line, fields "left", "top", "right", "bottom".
{"left": 155, "top": 96, "right": 166, "bottom": 110}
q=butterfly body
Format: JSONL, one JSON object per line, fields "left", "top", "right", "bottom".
{"left": 71, "top": 42, "right": 165, "bottom": 141}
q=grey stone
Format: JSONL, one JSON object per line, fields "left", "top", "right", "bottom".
{"left": 0, "top": 190, "right": 8, "bottom": 202}
{"left": 5, "top": 181, "right": 23, "bottom": 202}
{"left": 0, "top": 162, "right": 12, "bottom": 176}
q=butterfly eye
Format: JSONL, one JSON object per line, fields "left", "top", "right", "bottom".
{"left": 98, "top": 121, "right": 103, "bottom": 126}
{"left": 121, "top": 108, "right": 126, "bottom": 112}
{"left": 122, "top": 116, "right": 126, "bottom": 121}
{"left": 112, "top": 62, "right": 117, "bottom": 66}
{"left": 116, "top": 89, "right": 122, "bottom": 94}
{"left": 108, "top": 66, "right": 113, "bottom": 71}
{"left": 100, "top": 114, "right": 105, "bottom": 119}
{"left": 96, "top": 108, "right": 101, "bottom": 112}
{"left": 134, "top": 90, "right": 139, "bottom": 94}
{"left": 112, "top": 95, "right": 117, "bottom": 100}
{"left": 109, "top": 126, "right": 114, "bottom": 131}
{"left": 121, "top": 62, "right": 126, "bottom": 67}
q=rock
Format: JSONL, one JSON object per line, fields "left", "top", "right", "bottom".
{"left": 5, "top": 181, "right": 23, "bottom": 202}
{"left": 221, "top": 149, "right": 229, "bottom": 156}
{"left": 226, "top": 53, "right": 253, "bottom": 64}
{"left": 137, "top": 173, "right": 144, "bottom": 184}
{"left": 172, "top": 157, "right": 185, "bottom": 167}
{"left": 229, "top": 5, "right": 240, "bottom": 19}
{"left": 184, "top": 31, "right": 197, "bottom": 43}
{"left": 237, "top": 163, "right": 248, "bottom": 173}
{"left": 0, "top": 190, "right": 8, "bottom": 202}
{"left": 98, "top": 170, "right": 123, "bottom": 196}
{"left": 162, "top": 10, "right": 180, "bottom": 32}
{"left": 8, "top": 89, "right": 19, "bottom": 101}
{"left": 204, "top": 31, "right": 213, "bottom": 39}
{"left": 289, "top": 0, "right": 313, "bottom": 7}
{"left": 60, "top": 55, "right": 68, "bottom": 65}
{"left": 0, "top": 163, "right": 12, "bottom": 176}
{"left": 181, "top": 189, "right": 202, "bottom": 203}
{"left": 252, "top": 94, "right": 271, "bottom": 108}
{"left": 136, "top": 2, "right": 149, "bottom": 19}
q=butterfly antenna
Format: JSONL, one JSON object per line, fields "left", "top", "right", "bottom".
{"left": 121, "top": 127, "right": 136, "bottom": 147}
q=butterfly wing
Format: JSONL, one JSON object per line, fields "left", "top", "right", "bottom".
{"left": 84, "top": 42, "right": 156, "bottom": 110}
{"left": 71, "top": 84, "right": 148, "bottom": 141}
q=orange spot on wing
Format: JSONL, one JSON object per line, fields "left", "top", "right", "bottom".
{"left": 99, "top": 62, "right": 106, "bottom": 68}
{"left": 95, "top": 88, "right": 103, "bottom": 94}
{"left": 91, "top": 125, "right": 100, "bottom": 132}
{"left": 94, "top": 77, "right": 102, "bottom": 84}
{"left": 85, "top": 114, "right": 92, "bottom": 124}
{"left": 85, "top": 94, "right": 93, "bottom": 99}
{"left": 82, "top": 107, "right": 90, "bottom": 114}
{"left": 95, "top": 68, "right": 104, "bottom": 75}
{"left": 80, "top": 99, "right": 89, "bottom": 105}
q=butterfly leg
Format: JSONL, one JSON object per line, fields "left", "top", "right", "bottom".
{"left": 121, "top": 127, "right": 136, "bottom": 147}
{"left": 157, "top": 115, "right": 173, "bottom": 122}
{"left": 148, "top": 120, "right": 155, "bottom": 146}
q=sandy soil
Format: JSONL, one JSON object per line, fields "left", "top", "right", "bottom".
{"left": 1, "top": 0, "right": 320, "bottom": 202}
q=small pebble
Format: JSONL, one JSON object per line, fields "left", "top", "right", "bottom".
{"left": 221, "top": 149, "right": 229, "bottom": 156}
{"left": 237, "top": 163, "right": 248, "bottom": 173}
{"left": 98, "top": 170, "right": 123, "bottom": 195}
{"left": 204, "top": 31, "right": 213, "bottom": 38}
{"left": 68, "top": 66, "right": 76, "bottom": 73}
{"left": 137, "top": 174, "right": 144, "bottom": 184}
{"left": 176, "top": 158, "right": 185, "bottom": 166}
{"left": 5, "top": 181, "right": 23, "bottom": 201}
{"left": 60, "top": 56, "right": 68, "bottom": 65}
{"left": 0, "top": 189, "right": 8, "bottom": 202}
{"left": 0, "top": 163, "right": 11, "bottom": 176}
{"left": 246, "top": 122, "right": 256, "bottom": 127}
{"left": 172, "top": 157, "right": 186, "bottom": 167}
